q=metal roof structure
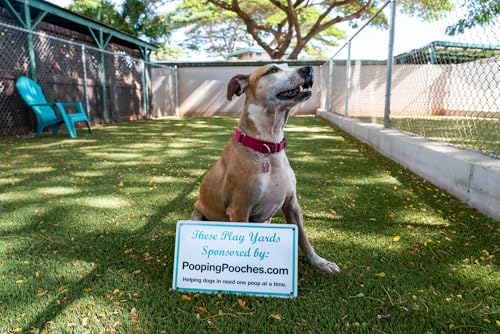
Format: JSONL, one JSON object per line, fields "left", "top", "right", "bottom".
{"left": 394, "top": 41, "right": 500, "bottom": 65}
{"left": 0, "top": 0, "right": 158, "bottom": 56}
{"left": 227, "top": 46, "right": 292, "bottom": 58}
{"left": 0, "top": 0, "right": 158, "bottom": 124}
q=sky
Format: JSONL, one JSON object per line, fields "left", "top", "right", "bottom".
{"left": 46, "top": 0, "right": 498, "bottom": 61}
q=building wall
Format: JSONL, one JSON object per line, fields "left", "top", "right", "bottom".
{"left": 174, "top": 65, "right": 321, "bottom": 116}
{"left": 328, "top": 61, "right": 499, "bottom": 118}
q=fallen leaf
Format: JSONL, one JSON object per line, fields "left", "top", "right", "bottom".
{"left": 12, "top": 328, "right": 23, "bottom": 333}
{"left": 36, "top": 289, "right": 47, "bottom": 297}
{"left": 375, "top": 272, "right": 386, "bottom": 278}
{"left": 130, "top": 307, "right": 138, "bottom": 322}
{"left": 113, "top": 289, "right": 120, "bottom": 294}
{"left": 197, "top": 306, "right": 208, "bottom": 313}
{"left": 83, "top": 287, "right": 92, "bottom": 293}
{"left": 181, "top": 294, "right": 191, "bottom": 301}
{"left": 269, "top": 313, "right": 283, "bottom": 321}
{"left": 393, "top": 236, "right": 401, "bottom": 242}
{"left": 237, "top": 299, "right": 246, "bottom": 308}
{"left": 81, "top": 317, "right": 89, "bottom": 327}
{"left": 16, "top": 279, "right": 24, "bottom": 285}
{"left": 350, "top": 292, "right": 365, "bottom": 298}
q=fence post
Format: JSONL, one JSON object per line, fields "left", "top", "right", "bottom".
{"left": 99, "top": 50, "right": 109, "bottom": 123}
{"left": 23, "top": 0, "right": 36, "bottom": 78}
{"left": 81, "top": 45, "right": 90, "bottom": 120}
{"left": 174, "top": 65, "right": 179, "bottom": 117}
{"left": 344, "top": 40, "right": 351, "bottom": 117}
{"left": 141, "top": 59, "right": 147, "bottom": 117}
{"left": 327, "top": 59, "right": 334, "bottom": 113}
{"left": 384, "top": 0, "right": 397, "bottom": 128}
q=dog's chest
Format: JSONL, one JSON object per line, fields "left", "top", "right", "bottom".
{"left": 250, "top": 155, "right": 295, "bottom": 222}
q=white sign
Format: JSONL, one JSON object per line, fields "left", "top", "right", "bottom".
{"left": 172, "top": 221, "right": 298, "bottom": 298}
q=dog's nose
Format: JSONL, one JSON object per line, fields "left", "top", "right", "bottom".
{"left": 298, "top": 66, "right": 313, "bottom": 80}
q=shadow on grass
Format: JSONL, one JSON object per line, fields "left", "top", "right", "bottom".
{"left": 0, "top": 117, "right": 497, "bottom": 333}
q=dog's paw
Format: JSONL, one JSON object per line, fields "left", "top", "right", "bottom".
{"left": 311, "top": 256, "right": 340, "bottom": 273}
{"left": 317, "top": 261, "right": 340, "bottom": 273}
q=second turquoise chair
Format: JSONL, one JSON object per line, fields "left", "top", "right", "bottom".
{"left": 16, "top": 76, "right": 92, "bottom": 138}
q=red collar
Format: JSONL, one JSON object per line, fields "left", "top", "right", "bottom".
{"left": 234, "top": 128, "right": 286, "bottom": 154}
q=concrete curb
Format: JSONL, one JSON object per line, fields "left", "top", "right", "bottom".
{"left": 317, "top": 110, "right": 500, "bottom": 220}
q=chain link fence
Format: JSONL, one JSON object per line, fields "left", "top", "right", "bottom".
{"left": 324, "top": 0, "right": 499, "bottom": 157}
{"left": 0, "top": 20, "right": 176, "bottom": 138}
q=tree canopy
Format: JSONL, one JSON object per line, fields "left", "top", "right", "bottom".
{"left": 446, "top": 0, "right": 500, "bottom": 36}
{"left": 67, "top": 0, "right": 181, "bottom": 59}
{"left": 68, "top": 0, "right": 173, "bottom": 43}
{"left": 172, "top": 0, "right": 455, "bottom": 59}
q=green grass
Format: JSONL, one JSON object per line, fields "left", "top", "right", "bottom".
{"left": 354, "top": 116, "right": 500, "bottom": 157}
{"left": 0, "top": 117, "right": 498, "bottom": 333}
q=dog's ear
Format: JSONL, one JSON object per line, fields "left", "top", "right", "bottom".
{"left": 227, "top": 74, "right": 249, "bottom": 101}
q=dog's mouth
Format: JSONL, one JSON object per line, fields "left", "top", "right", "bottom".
{"left": 276, "top": 82, "right": 313, "bottom": 102}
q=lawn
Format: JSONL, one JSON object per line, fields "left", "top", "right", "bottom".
{"left": 354, "top": 116, "right": 500, "bottom": 157}
{"left": 0, "top": 117, "right": 498, "bottom": 333}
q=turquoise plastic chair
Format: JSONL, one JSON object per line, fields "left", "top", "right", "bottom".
{"left": 16, "top": 76, "right": 92, "bottom": 138}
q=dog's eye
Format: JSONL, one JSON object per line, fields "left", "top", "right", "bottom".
{"left": 264, "top": 66, "right": 280, "bottom": 76}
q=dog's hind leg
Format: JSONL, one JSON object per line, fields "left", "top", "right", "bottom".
{"left": 283, "top": 194, "right": 340, "bottom": 273}
{"left": 191, "top": 207, "right": 206, "bottom": 221}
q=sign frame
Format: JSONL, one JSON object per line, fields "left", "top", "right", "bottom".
{"left": 172, "top": 220, "right": 298, "bottom": 298}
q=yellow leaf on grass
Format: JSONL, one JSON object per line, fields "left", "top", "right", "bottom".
{"left": 393, "top": 236, "right": 401, "bottom": 242}
{"left": 375, "top": 272, "right": 386, "bottom": 278}
{"left": 36, "top": 289, "right": 47, "bottom": 297}
{"left": 197, "top": 306, "right": 208, "bottom": 313}
{"left": 83, "top": 287, "right": 92, "bottom": 293}
{"left": 131, "top": 307, "right": 138, "bottom": 322}
{"left": 181, "top": 294, "right": 191, "bottom": 301}
{"left": 12, "top": 328, "right": 23, "bottom": 333}
{"left": 269, "top": 313, "right": 283, "bottom": 321}
{"left": 496, "top": 320, "right": 500, "bottom": 327}
{"left": 237, "top": 299, "right": 246, "bottom": 308}
{"left": 16, "top": 279, "right": 24, "bottom": 285}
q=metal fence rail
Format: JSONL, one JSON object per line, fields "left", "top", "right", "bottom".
{"left": 325, "top": 0, "right": 499, "bottom": 157}
{"left": 0, "top": 21, "right": 175, "bottom": 138}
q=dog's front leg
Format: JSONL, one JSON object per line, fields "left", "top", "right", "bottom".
{"left": 283, "top": 195, "right": 340, "bottom": 273}
{"left": 226, "top": 191, "right": 252, "bottom": 222}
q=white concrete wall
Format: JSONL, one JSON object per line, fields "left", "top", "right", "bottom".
{"left": 177, "top": 65, "right": 321, "bottom": 116}
{"left": 318, "top": 110, "right": 500, "bottom": 220}
{"left": 328, "top": 62, "right": 500, "bottom": 118}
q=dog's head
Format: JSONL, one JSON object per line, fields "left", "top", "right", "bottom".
{"left": 227, "top": 64, "right": 314, "bottom": 108}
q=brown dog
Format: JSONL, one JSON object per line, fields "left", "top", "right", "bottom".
{"left": 192, "top": 64, "right": 339, "bottom": 273}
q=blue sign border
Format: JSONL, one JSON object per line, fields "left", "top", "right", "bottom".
{"left": 172, "top": 221, "right": 298, "bottom": 298}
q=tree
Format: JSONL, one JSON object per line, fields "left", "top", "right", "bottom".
{"left": 68, "top": 0, "right": 173, "bottom": 44}
{"left": 151, "top": 45, "right": 184, "bottom": 60}
{"left": 446, "top": 0, "right": 500, "bottom": 35}
{"left": 173, "top": 0, "right": 256, "bottom": 59}
{"left": 175, "top": 0, "right": 454, "bottom": 60}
